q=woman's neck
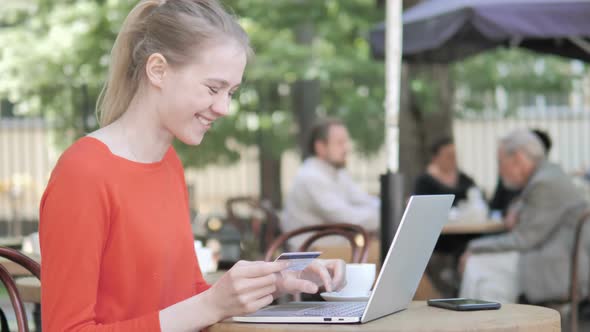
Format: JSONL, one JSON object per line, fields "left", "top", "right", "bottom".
{"left": 427, "top": 164, "right": 458, "bottom": 188}
{"left": 90, "top": 92, "right": 174, "bottom": 163}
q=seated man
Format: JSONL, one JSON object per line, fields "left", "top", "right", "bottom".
{"left": 281, "top": 118, "right": 379, "bottom": 248}
{"left": 460, "top": 129, "right": 588, "bottom": 303}
{"left": 489, "top": 128, "right": 552, "bottom": 217}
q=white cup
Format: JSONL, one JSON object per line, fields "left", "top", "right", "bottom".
{"left": 338, "top": 263, "right": 376, "bottom": 296}
{"left": 194, "top": 241, "right": 216, "bottom": 274}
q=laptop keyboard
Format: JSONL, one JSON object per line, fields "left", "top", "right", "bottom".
{"left": 296, "top": 303, "right": 366, "bottom": 317}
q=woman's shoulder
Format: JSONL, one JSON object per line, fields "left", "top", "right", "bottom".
{"left": 458, "top": 171, "right": 476, "bottom": 185}
{"left": 51, "top": 136, "right": 112, "bottom": 179}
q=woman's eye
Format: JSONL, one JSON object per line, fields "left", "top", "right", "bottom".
{"left": 208, "top": 86, "right": 219, "bottom": 94}
{"left": 229, "top": 89, "right": 240, "bottom": 98}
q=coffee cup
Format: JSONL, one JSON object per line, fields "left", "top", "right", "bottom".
{"left": 337, "top": 263, "right": 376, "bottom": 296}
{"left": 194, "top": 241, "right": 217, "bottom": 274}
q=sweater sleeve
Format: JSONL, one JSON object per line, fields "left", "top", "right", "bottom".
{"left": 468, "top": 180, "right": 568, "bottom": 253}
{"left": 39, "top": 159, "right": 162, "bottom": 332}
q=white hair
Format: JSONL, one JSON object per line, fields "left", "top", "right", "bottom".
{"left": 499, "top": 129, "right": 546, "bottom": 164}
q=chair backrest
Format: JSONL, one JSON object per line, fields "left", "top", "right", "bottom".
{"left": 225, "top": 196, "right": 281, "bottom": 257}
{"left": 0, "top": 247, "right": 40, "bottom": 332}
{"left": 264, "top": 223, "right": 370, "bottom": 263}
{"left": 569, "top": 209, "right": 590, "bottom": 332}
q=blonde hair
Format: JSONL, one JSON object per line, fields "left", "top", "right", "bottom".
{"left": 96, "top": 0, "right": 252, "bottom": 127}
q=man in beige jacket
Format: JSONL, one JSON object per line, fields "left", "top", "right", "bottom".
{"left": 281, "top": 118, "right": 379, "bottom": 248}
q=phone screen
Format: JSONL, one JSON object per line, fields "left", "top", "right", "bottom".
{"left": 437, "top": 299, "right": 493, "bottom": 305}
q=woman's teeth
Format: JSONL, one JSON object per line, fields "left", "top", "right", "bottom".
{"left": 196, "top": 115, "right": 212, "bottom": 126}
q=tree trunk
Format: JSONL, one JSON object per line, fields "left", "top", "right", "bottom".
{"left": 258, "top": 83, "right": 283, "bottom": 208}
{"left": 259, "top": 157, "right": 282, "bottom": 208}
{"left": 399, "top": 63, "right": 454, "bottom": 197}
{"left": 292, "top": 21, "right": 319, "bottom": 159}
{"left": 293, "top": 79, "right": 320, "bottom": 158}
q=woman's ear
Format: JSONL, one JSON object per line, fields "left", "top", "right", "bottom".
{"left": 145, "top": 53, "right": 168, "bottom": 88}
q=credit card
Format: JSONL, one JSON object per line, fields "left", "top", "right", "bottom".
{"left": 275, "top": 251, "right": 321, "bottom": 271}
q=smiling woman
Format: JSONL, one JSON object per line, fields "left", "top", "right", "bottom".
{"left": 38, "top": 1, "right": 345, "bottom": 331}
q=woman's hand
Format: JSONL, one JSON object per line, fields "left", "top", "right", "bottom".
{"left": 275, "top": 259, "right": 346, "bottom": 295}
{"left": 161, "top": 259, "right": 345, "bottom": 330}
{"left": 203, "top": 260, "right": 289, "bottom": 320}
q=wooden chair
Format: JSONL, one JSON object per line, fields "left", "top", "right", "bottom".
{"left": 225, "top": 196, "right": 281, "bottom": 259}
{"left": 264, "top": 223, "right": 370, "bottom": 263}
{"left": 520, "top": 209, "right": 590, "bottom": 332}
{"left": 567, "top": 209, "right": 590, "bottom": 332}
{"left": 0, "top": 246, "right": 41, "bottom": 332}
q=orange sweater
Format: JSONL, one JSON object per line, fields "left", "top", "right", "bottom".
{"left": 40, "top": 137, "right": 210, "bottom": 331}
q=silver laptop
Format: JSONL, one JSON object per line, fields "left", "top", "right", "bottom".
{"left": 233, "top": 194, "right": 454, "bottom": 324}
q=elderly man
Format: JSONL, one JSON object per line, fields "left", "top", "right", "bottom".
{"left": 459, "top": 129, "right": 588, "bottom": 303}
{"left": 281, "top": 118, "right": 379, "bottom": 247}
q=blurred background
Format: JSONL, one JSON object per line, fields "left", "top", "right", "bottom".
{"left": 2, "top": 1, "right": 590, "bottom": 331}
{"left": 1, "top": 0, "right": 589, "bottom": 232}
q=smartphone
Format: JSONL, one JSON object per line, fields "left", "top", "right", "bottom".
{"left": 427, "top": 298, "right": 501, "bottom": 311}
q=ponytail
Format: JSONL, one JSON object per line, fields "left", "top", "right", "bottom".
{"left": 96, "top": 0, "right": 251, "bottom": 127}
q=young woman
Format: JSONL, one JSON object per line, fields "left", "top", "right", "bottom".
{"left": 39, "top": 1, "right": 345, "bottom": 330}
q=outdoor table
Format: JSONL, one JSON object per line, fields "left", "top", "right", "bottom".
{"left": 442, "top": 221, "right": 506, "bottom": 235}
{"left": 207, "top": 301, "right": 560, "bottom": 332}
{"left": 0, "top": 236, "right": 24, "bottom": 249}
{"left": 15, "top": 276, "right": 40, "bottom": 303}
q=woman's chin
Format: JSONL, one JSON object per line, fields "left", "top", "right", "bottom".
{"left": 178, "top": 133, "right": 205, "bottom": 146}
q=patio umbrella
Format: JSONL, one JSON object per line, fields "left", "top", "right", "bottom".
{"left": 370, "top": 0, "right": 590, "bottom": 63}
{"left": 373, "top": 0, "right": 590, "bottom": 262}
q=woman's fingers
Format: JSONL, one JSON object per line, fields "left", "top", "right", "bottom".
{"left": 233, "top": 272, "right": 277, "bottom": 293}
{"left": 306, "top": 261, "right": 333, "bottom": 292}
{"left": 234, "top": 261, "right": 288, "bottom": 278}
{"left": 281, "top": 275, "right": 319, "bottom": 294}
{"left": 326, "top": 260, "right": 346, "bottom": 291}
{"left": 210, "top": 260, "right": 288, "bottom": 318}
{"left": 245, "top": 294, "right": 275, "bottom": 313}
{"left": 242, "top": 284, "right": 277, "bottom": 304}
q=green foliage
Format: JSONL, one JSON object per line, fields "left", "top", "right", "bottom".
{"left": 0, "top": 0, "right": 134, "bottom": 145}
{"left": 224, "top": 0, "right": 387, "bottom": 158}
{"left": 0, "top": 0, "right": 386, "bottom": 166}
{"left": 452, "top": 48, "right": 587, "bottom": 115}
{"left": 2, "top": 1, "right": 587, "bottom": 165}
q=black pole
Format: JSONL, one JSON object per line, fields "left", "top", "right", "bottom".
{"left": 380, "top": 171, "right": 405, "bottom": 264}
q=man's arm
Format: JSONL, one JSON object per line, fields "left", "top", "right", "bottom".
{"left": 468, "top": 181, "right": 570, "bottom": 253}
{"left": 304, "top": 174, "right": 379, "bottom": 230}
{"left": 341, "top": 172, "right": 380, "bottom": 207}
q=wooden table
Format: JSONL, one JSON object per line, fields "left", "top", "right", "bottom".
{"left": 207, "top": 301, "right": 561, "bottom": 332}
{"left": 442, "top": 222, "right": 506, "bottom": 235}
{"left": 313, "top": 222, "right": 507, "bottom": 263}
{"left": 0, "top": 236, "right": 24, "bottom": 249}
{"left": 15, "top": 277, "right": 40, "bottom": 303}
